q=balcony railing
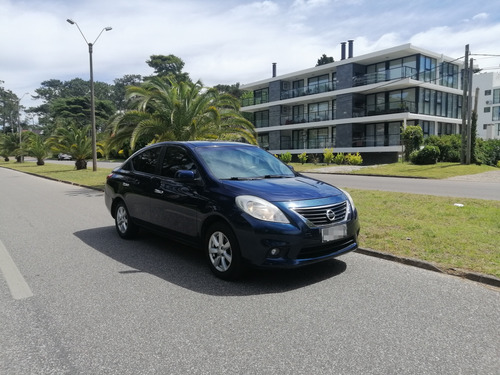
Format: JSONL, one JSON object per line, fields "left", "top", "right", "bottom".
{"left": 365, "top": 100, "right": 416, "bottom": 116}
{"left": 280, "top": 81, "right": 337, "bottom": 100}
{"left": 241, "top": 96, "right": 269, "bottom": 107}
{"left": 281, "top": 110, "right": 331, "bottom": 125}
{"left": 353, "top": 66, "right": 417, "bottom": 87}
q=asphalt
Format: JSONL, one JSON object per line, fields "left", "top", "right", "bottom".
{"left": 2, "top": 163, "right": 499, "bottom": 289}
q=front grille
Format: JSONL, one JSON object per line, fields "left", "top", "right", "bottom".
{"left": 293, "top": 201, "right": 347, "bottom": 226}
{"left": 297, "top": 237, "right": 356, "bottom": 259}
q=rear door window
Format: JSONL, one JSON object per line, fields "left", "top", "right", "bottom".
{"left": 132, "top": 147, "right": 162, "bottom": 174}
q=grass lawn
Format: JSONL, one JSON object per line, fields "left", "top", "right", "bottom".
{"left": 1, "top": 159, "right": 499, "bottom": 278}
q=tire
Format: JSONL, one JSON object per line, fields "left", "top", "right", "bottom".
{"left": 205, "top": 222, "right": 243, "bottom": 280}
{"left": 114, "top": 201, "right": 137, "bottom": 239}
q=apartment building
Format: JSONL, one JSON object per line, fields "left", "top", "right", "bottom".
{"left": 241, "top": 43, "right": 464, "bottom": 163}
{"left": 474, "top": 72, "right": 500, "bottom": 140}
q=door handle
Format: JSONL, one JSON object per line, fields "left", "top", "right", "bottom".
{"left": 154, "top": 189, "right": 163, "bottom": 194}
{"left": 122, "top": 182, "right": 129, "bottom": 187}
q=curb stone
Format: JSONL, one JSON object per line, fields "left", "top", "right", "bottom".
{"left": 356, "top": 247, "right": 500, "bottom": 289}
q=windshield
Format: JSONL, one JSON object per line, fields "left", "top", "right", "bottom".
{"left": 196, "top": 145, "right": 296, "bottom": 180}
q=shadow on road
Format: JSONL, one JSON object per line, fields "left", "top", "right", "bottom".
{"left": 74, "top": 226, "right": 347, "bottom": 296}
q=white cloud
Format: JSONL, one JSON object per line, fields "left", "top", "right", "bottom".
{"left": 1, "top": 0, "right": 499, "bottom": 109}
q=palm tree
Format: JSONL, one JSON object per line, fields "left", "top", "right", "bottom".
{"left": 0, "top": 133, "right": 18, "bottom": 161}
{"left": 108, "top": 77, "right": 256, "bottom": 152}
{"left": 48, "top": 123, "right": 95, "bottom": 170}
{"left": 26, "top": 132, "right": 49, "bottom": 165}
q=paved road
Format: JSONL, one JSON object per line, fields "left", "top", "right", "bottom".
{"left": 1, "top": 167, "right": 499, "bottom": 374}
{"left": 305, "top": 172, "right": 500, "bottom": 200}
{"left": 38, "top": 158, "right": 500, "bottom": 200}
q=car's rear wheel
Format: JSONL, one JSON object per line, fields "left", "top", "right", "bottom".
{"left": 114, "top": 201, "right": 137, "bottom": 239}
{"left": 205, "top": 223, "right": 243, "bottom": 280}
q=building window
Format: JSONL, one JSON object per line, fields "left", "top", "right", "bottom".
{"left": 254, "top": 111, "right": 269, "bottom": 128}
{"left": 440, "top": 62, "right": 459, "bottom": 88}
{"left": 420, "top": 121, "right": 435, "bottom": 137}
{"left": 484, "top": 107, "right": 491, "bottom": 113}
{"left": 419, "top": 55, "right": 437, "bottom": 83}
{"left": 293, "top": 105, "right": 305, "bottom": 123}
{"left": 493, "top": 89, "right": 500, "bottom": 104}
{"left": 485, "top": 89, "right": 491, "bottom": 96}
{"left": 308, "top": 75, "right": 329, "bottom": 94}
{"left": 332, "top": 99, "right": 337, "bottom": 120}
{"left": 307, "top": 128, "right": 329, "bottom": 149}
{"left": 254, "top": 88, "right": 269, "bottom": 104}
{"left": 257, "top": 133, "right": 269, "bottom": 149}
{"left": 292, "top": 79, "right": 304, "bottom": 97}
{"left": 308, "top": 102, "right": 329, "bottom": 122}
{"left": 492, "top": 107, "right": 500, "bottom": 122}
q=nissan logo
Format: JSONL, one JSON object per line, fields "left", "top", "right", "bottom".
{"left": 326, "top": 209, "right": 336, "bottom": 221}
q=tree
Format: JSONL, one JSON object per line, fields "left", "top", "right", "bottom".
{"left": 25, "top": 132, "right": 49, "bottom": 165}
{"left": 109, "top": 77, "right": 256, "bottom": 152}
{"left": 401, "top": 125, "right": 423, "bottom": 161}
{"left": 0, "top": 133, "right": 18, "bottom": 161}
{"left": 316, "top": 54, "right": 334, "bottom": 66}
{"left": 146, "top": 54, "right": 191, "bottom": 83}
{"left": 213, "top": 83, "right": 244, "bottom": 99}
{"left": 48, "top": 123, "right": 95, "bottom": 170}
{"left": 113, "top": 74, "right": 143, "bottom": 111}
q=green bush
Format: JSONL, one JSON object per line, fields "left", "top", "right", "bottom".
{"left": 333, "top": 152, "right": 345, "bottom": 165}
{"left": 402, "top": 125, "right": 424, "bottom": 161}
{"left": 410, "top": 145, "right": 440, "bottom": 165}
{"left": 323, "top": 148, "right": 334, "bottom": 165}
{"left": 279, "top": 152, "right": 292, "bottom": 164}
{"left": 424, "top": 134, "right": 461, "bottom": 162}
{"left": 345, "top": 152, "right": 363, "bottom": 165}
{"left": 476, "top": 139, "right": 500, "bottom": 166}
{"left": 298, "top": 152, "right": 308, "bottom": 164}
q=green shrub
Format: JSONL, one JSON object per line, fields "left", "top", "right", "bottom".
{"left": 323, "top": 148, "right": 334, "bottom": 165}
{"left": 410, "top": 145, "right": 440, "bottom": 165}
{"left": 476, "top": 139, "right": 500, "bottom": 166}
{"left": 424, "top": 134, "right": 461, "bottom": 162}
{"left": 333, "top": 152, "right": 345, "bottom": 165}
{"left": 279, "top": 152, "right": 292, "bottom": 164}
{"left": 402, "top": 125, "right": 424, "bottom": 161}
{"left": 298, "top": 152, "right": 308, "bottom": 164}
{"left": 345, "top": 152, "right": 363, "bottom": 165}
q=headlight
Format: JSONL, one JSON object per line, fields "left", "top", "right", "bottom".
{"left": 340, "top": 189, "right": 356, "bottom": 216}
{"left": 236, "top": 195, "right": 289, "bottom": 223}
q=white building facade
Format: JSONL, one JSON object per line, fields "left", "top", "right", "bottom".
{"left": 241, "top": 44, "right": 465, "bottom": 163}
{"left": 474, "top": 72, "right": 500, "bottom": 140}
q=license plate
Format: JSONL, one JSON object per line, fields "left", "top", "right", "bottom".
{"left": 321, "top": 224, "right": 347, "bottom": 242}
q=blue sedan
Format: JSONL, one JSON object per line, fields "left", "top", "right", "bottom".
{"left": 105, "top": 141, "right": 360, "bottom": 279}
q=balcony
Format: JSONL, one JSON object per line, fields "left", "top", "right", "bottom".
{"left": 280, "top": 81, "right": 337, "bottom": 100}
{"left": 281, "top": 110, "right": 331, "bottom": 125}
{"left": 365, "top": 100, "right": 416, "bottom": 116}
{"left": 241, "top": 96, "right": 269, "bottom": 107}
{"left": 353, "top": 66, "right": 417, "bottom": 87}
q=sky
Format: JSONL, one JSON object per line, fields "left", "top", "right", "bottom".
{"left": 1, "top": 0, "right": 500, "bottom": 109}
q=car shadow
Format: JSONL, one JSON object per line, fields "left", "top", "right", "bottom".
{"left": 74, "top": 226, "right": 347, "bottom": 296}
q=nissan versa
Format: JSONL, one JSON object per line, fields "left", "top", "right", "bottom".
{"left": 105, "top": 141, "right": 360, "bottom": 280}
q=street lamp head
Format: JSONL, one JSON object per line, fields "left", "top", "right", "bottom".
{"left": 67, "top": 19, "right": 75, "bottom": 25}
{"left": 105, "top": 27, "right": 112, "bottom": 31}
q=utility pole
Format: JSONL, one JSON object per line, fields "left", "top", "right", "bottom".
{"left": 466, "top": 58, "right": 474, "bottom": 165}
{"left": 460, "top": 45, "right": 469, "bottom": 164}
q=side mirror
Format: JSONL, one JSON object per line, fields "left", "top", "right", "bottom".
{"left": 174, "top": 170, "right": 196, "bottom": 182}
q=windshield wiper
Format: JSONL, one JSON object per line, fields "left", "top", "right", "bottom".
{"left": 263, "top": 174, "right": 291, "bottom": 179}
{"left": 225, "top": 176, "right": 263, "bottom": 181}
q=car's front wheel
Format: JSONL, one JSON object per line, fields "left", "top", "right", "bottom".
{"left": 114, "top": 201, "right": 137, "bottom": 239}
{"left": 205, "top": 223, "right": 243, "bottom": 280}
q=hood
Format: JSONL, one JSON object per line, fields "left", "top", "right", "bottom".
{"left": 220, "top": 176, "right": 343, "bottom": 202}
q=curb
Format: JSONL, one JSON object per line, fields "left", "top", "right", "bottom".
{"left": 356, "top": 247, "right": 500, "bottom": 289}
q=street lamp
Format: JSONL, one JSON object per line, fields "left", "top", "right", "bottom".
{"left": 67, "top": 19, "right": 112, "bottom": 171}
{"left": 17, "top": 92, "right": 29, "bottom": 163}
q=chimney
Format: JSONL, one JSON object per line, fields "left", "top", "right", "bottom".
{"left": 341, "top": 42, "right": 346, "bottom": 60}
{"left": 272, "top": 62, "right": 277, "bottom": 78}
{"left": 348, "top": 40, "right": 354, "bottom": 58}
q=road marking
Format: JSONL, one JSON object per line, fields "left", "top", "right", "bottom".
{"left": 0, "top": 239, "right": 33, "bottom": 300}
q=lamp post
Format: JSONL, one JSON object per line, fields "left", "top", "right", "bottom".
{"left": 17, "top": 92, "right": 29, "bottom": 163}
{"left": 67, "top": 19, "right": 112, "bottom": 171}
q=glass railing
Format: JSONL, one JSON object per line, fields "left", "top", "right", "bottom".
{"left": 366, "top": 101, "right": 416, "bottom": 116}
{"left": 280, "top": 81, "right": 337, "bottom": 100}
{"left": 241, "top": 96, "right": 269, "bottom": 107}
{"left": 353, "top": 66, "right": 417, "bottom": 87}
{"left": 280, "top": 110, "right": 331, "bottom": 125}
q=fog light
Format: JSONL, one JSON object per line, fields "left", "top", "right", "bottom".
{"left": 270, "top": 248, "right": 280, "bottom": 257}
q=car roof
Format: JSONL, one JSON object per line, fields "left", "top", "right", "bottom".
{"left": 146, "top": 141, "right": 255, "bottom": 149}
